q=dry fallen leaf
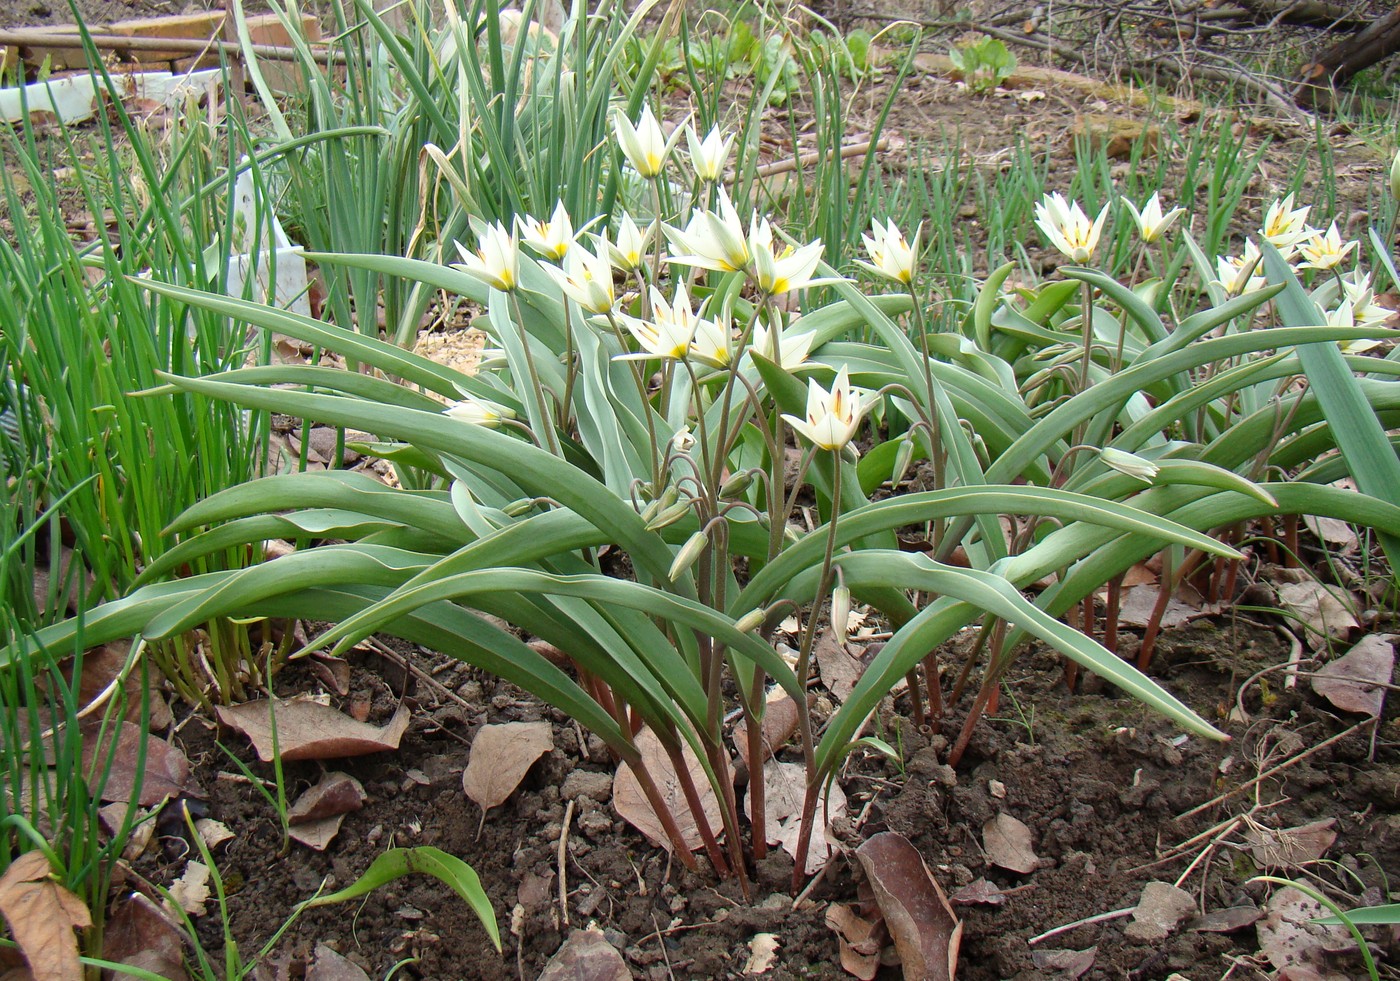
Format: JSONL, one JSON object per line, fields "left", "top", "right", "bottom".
{"left": 748, "top": 760, "right": 847, "bottom": 875}
{"left": 462, "top": 722, "right": 554, "bottom": 817}
{"left": 306, "top": 943, "right": 370, "bottom": 981}
{"left": 102, "top": 893, "right": 189, "bottom": 981}
{"left": 1256, "top": 886, "right": 1353, "bottom": 975}
{"left": 815, "top": 629, "right": 865, "bottom": 702}
{"left": 81, "top": 721, "right": 195, "bottom": 805}
{"left": 854, "top": 832, "right": 961, "bottom": 981}
{"left": 613, "top": 727, "right": 722, "bottom": 854}
{"left": 743, "top": 933, "right": 780, "bottom": 975}
{"left": 825, "top": 904, "right": 881, "bottom": 980}
{"left": 982, "top": 813, "right": 1038, "bottom": 875}
{"left": 1311, "top": 634, "right": 1394, "bottom": 717}
{"left": 950, "top": 878, "right": 1008, "bottom": 907}
{"left": 287, "top": 772, "right": 366, "bottom": 851}
{"left": 0, "top": 851, "right": 92, "bottom": 981}
{"left": 1031, "top": 946, "right": 1097, "bottom": 977}
{"left": 1125, "top": 882, "right": 1196, "bottom": 941}
{"left": 733, "top": 691, "right": 800, "bottom": 771}
{"left": 216, "top": 700, "right": 411, "bottom": 762}
{"left": 1189, "top": 906, "right": 1265, "bottom": 933}
{"left": 537, "top": 928, "right": 630, "bottom": 981}
{"left": 166, "top": 861, "right": 211, "bottom": 917}
{"left": 1277, "top": 582, "right": 1359, "bottom": 649}
{"left": 1244, "top": 818, "right": 1338, "bottom": 870}
{"left": 289, "top": 772, "right": 367, "bottom": 824}
{"left": 1117, "top": 585, "right": 1196, "bottom": 629}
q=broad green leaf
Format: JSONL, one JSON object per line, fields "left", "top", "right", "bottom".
{"left": 303, "top": 846, "right": 499, "bottom": 950}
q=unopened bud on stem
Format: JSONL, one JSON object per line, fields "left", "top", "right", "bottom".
{"left": 668, "top": 530, "right": 709, "bottom": 582}
{"left": 831, "top": 585, "right": 853, "bottom": 645}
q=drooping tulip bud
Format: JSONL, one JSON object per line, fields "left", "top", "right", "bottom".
{"left": 734, "top": 608, "right": 767, "bottom": 634}
{"left": 891, "top": 439, "right": 915, "bottom": 488}
{"left": 831, "top": 585, "right": 853, "bottom": 645}
{"left": 668, "top": 530, "right": 709, "bottom": 582}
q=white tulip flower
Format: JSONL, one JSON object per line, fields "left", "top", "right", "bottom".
{"left": 1260, "top": 193, "right": 1314, "bottom": 253}
{"left": 454, "top": 222, "right": 520, "bottom": 292}
{"left": 1121, "top": 192, "right": 1184, "bottom": 245}
{"left": 782, "top": 366, "right": 866, "bottom": 451}
{"left": 1034, "top": 192, "right": 1110, "bottom": 263}
{"left": 685, "top": 125, "right": 734, "bottom": 183}
{"left": 1296, "top": 222, "right": 1358, "bottom": 273}
{"left": 613, "top": 105, "right": 684, "bottom": 179}
{"left": 857, "top": 218, "right": 921, "bottom": 285}
{"left": 444, "top": 395, "right": 516, "bottom": 428}
{"left": 544, "top": 242, "right": 616, "bottom": 314}
{"left": 518, "top": 201, "right": 575, "bottom": 262}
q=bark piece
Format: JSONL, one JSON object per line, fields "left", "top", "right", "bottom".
{"left": 461, "top": 722, "right": 553, "bottom": 814}
{"left": 854, "top": 832, "right": 961, "bottom": 981}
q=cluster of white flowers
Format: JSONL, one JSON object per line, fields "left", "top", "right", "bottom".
{"left": 1031, "top": 187, "right": 1387, "bottom": 329}
{"left": 443, "top": 111, "right": 878, "bottom": 451}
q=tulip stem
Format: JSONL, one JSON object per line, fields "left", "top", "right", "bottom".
{"left": 508, "top": 292, "right": 562, "bottom": 458}
{"left": 790, "top": 451, "right": 843, "bottom": 885}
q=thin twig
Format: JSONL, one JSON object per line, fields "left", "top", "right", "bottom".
{"left": 1175, "top": 718, "right": 1373, "bottom": 822}
{"left": 749, "top": 139, "right": 888, "bottom": 180}
{"left": 1027, "top": 906, "right": 1135, "bottom": 946}
{"left": 558, "top": 799, "right": 574, "bottom": 928}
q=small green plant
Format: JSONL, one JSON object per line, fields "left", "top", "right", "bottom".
{"left": 948, "top": 34, "right": 1016, "bottom": 94}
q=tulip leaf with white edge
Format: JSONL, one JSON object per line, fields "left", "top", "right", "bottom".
{"left": 817, "top": 551, "right": 1226, "bottom": 779}
{"left": 1061, "top": 267, "right": 1168, "bottom": 345}
{"left": 149, "top": 370, "right": 684, "bottom": 592}
{"left": 1262, "top": 243, "right": 1400, "bottom": 568}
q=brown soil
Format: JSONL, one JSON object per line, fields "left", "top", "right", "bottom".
{"left": 6, "top": 5, "right": 1398, "bottom": 980}
{"left": 156, "top": 615, "right": 1398, "bottom": 981}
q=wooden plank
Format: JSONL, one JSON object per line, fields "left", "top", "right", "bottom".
{"left": 108, "top": 11, "right": 227, "bottom": 65}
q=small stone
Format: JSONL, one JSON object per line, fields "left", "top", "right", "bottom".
{"left": 988, "top": 779, "right": 1006, "bottom": 798}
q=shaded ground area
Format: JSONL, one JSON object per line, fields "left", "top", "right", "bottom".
{"left": 172, "top": 616, "right": 1397, "bottom": 980}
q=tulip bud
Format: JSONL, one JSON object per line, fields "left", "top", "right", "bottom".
{"left": 646, "top": 500, "right": 693, "bottom": 532}
{"left": 734, "top": 608, "right": 766, "bottom": 634}
{"left": 719, "top": 469, "right": 754, "bottom": 499}
{"left": 1390, "top": 147, "right": 1400, "bottom": 202}
{"left": 668, "top": 530, "right": 709, "bottom": 582}
{"left": 1100, "top": 447, "right": 1160, "bottom": 482}
{"left": 502, "top": 498, "right": 536, "bottom": 517}
{"left": 891, "top": 440, "right": 915, "bottom": 488}
{"left": 831, "top": 585, "right": 852, "bottom": 645}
